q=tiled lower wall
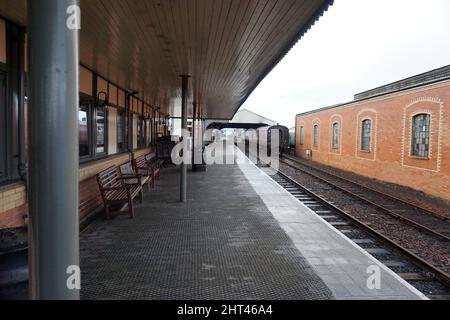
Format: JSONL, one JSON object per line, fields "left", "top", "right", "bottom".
{"left": 0, "top": 148, "right": 153, "bottom": 229}
{"left": 0, "top": 183, "right": 27, "bottom": 228}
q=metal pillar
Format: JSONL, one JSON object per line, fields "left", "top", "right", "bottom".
{"left": 28, "top": 0, "right": 80, "bottom": 300}
{"left": 192, "top": 102, "right": 197, "bottom": 169}
{"left": 180, "top": 75, "right": 190, "bottom": 202}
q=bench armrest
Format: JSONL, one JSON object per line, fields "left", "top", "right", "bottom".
{"left": 119, "top": 176, "right": 142, "bottom": 186}
{"left": 120, "top": 174, "right": 142, "bottom": 179}
{"left": 135, "top": 164, "right": 151, "bottom": 170}
{"left": 100, "top": 186, "right": 128, "bottom": 192}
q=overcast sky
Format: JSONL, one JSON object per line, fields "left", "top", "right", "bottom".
{"left": 239, "top": 0, "right": 450, "bottom": 128}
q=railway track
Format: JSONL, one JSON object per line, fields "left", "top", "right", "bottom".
{"left": 241, "top": 146, "right": 450, "bottom": 299}
{"left": 262, "top": 166, "right": 450, "bottom": 299}
{"left": 281, "top": 154, "right": 450, "bottom": 242}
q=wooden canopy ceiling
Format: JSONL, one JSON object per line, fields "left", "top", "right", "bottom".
{"left": 0, "top": 0, "right": 333, "bottom": 118}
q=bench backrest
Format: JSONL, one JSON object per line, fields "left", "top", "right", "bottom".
{"left": 134, "top": 155, "right": 148, "bottom": 168}
{"left": 120, "top": 162, "right": 135, "bottom": 175}
{"left": 97, "top": 166, "right": 122, "bottom": 190}
{"left": 145, "top": 152, "right": 156, "bottom": 162}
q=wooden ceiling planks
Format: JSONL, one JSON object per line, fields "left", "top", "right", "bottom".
{"left": 0, "top": 0, "right": 26, "bottom": 26}
{"left": 0, "top": 0, "right": 333, "bottom": 119}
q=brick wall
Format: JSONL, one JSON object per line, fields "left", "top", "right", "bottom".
{"left": 295, "top": 80, "right": 450, "bottom": 203}
{"left": 78, "top": 148, "right": 152, "bottom": 220}
{"left": 0, "top": 147, "right": 153, "bottom": 228}
{"left": 0, "top": 183, "right": 27, "bottom": 228}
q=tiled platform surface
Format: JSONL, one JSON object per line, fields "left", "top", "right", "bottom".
{"left": 80, "top": 147, "right": 425, "bottom": 300}
{"left": 236, "top": 149, "right": 425, "bottom": 300}
{"left": 80, "top": 164, "right": 333, "bottom": 300}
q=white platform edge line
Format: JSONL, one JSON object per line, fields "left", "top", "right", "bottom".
{"left": 235, "top": 148, "right": 428, "bottom": 300}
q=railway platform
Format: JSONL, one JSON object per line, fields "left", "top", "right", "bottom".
{"left": 79, "top": 147, "right": 426, "bottom": 300}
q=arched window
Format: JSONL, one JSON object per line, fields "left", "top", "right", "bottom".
{"left": 411, "top": 113, "right": 431, "bottom": 158}
{"left": 361, "top": 119, "right": 371, "bottom": 152}
{"left": 313, "top": 125, "right": 319, "bottom": 146}
{"left": 332, "top": 122, "right": 340, "bottom": 149}
{"left": 299, "top": 126, "right": 304, "bottom": 145}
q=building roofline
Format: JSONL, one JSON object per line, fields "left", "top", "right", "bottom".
{"left": 354, "top": 65, "right": 450, "bottom": 100}
{"left": 296, "top": 65, "right": 450, "bottom": 117}
{"left": 233, "top": 108, "right": 277, "bottom": 124}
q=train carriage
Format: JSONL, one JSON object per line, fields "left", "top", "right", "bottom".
{"left": 246, "top": 125, "right": 290, "bottom": 156}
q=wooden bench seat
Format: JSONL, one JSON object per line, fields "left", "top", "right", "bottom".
{"left": 145, "top": 152, "right": 162, "bottom": 180}
{"left": 104, "top": 185, "right": 141, "bottom": 202}
{"left": 134, "top": 153, "right": 161, "bottom": 182}
{"left": 120, "top": 162, "right": 153, "bottom": 191}
{"left": 96, "top": 166, "right": 144, "bottom": 219}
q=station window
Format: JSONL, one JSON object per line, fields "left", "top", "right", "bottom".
{"left": 117, "top": 110, "right": 126, "bottom": 152}
{"left": 137, "top": 116, "right": 143, "bottom": 149}
{"left": 0, "top": 70, "right": 6, "bottom": 181}
{"left": 299, "top": 126, "right": 304, "bottom": 145}
{"left": 332, "top": 122, "right": 340, "bottom": 149}
{"left": 313, "top": 125, "right": 319, "bottom": 146}
{"left": 95, "top": 107, "right": 106, "bottom": 155}
{"left": 147, "top": 119, "right": 152, "bottom": 145}
{"left": 0, "top": 21, "right": 21, "bottom": 184}
{"left": 78, "top": 100, "right": 91, "bottom": 159}
{"left": 0, "top": 19, "right": 6, "bottom": 64}
{"left": 361, "top": 119, "right": 371, "bottom": 152}
{"left": 78, "top": 94, "right": 108, "bottom": 161}
{"left": 411, "top": 113, "right": 431, "bottom": 158}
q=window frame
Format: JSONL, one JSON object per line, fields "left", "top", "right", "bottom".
{"left": 116, "top": 108, "right": 127, "bottom": 153}
{"left": 78, "top": 92, "right": 109, "bottom": 163}
{"left": 147, "top": 118, "right": 152, "bottom": 146}
{"left": 361, "top": 119, "right": 372, "bottom": 152}
{"left": 299, "top": 126, "right": 304, "bottom": 145}
{"left": 78, "top": 94, "right": 94, "bottom": 162}
{"left": 410, "top": 113, "right": 431, "bottom": 159}
{"left": 0, "top": 67, "right": 7, "bottom": 183}
{"left": 332, "top": 122, "right": 340, "bottom": 149}
{"left": 94, "top": 104, "right": 108, "bottom": 157}
{"left": 0, "top": 21, "right": 21, "bottom": 185}
{"left": 136, "top": 114, "right": 144, "bottom": 149}
{"left": 313, "top": 124, "right": 319, "bottom": 147}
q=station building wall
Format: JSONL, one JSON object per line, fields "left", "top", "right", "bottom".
{"left": 295, "top": 80, "right": 450, "bottom": 204}
{"left": 0, "top": 17, "right": 164, "bottom": 229}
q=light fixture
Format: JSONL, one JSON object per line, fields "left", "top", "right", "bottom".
{"left": 97, "top": 91, "right": 109, "bottom": 108}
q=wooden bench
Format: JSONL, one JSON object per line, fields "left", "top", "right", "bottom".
{"left": 145, "top": 152, "right": 162, "bottom": 180}
{"left": 96, "top": 166, "right": 144, "bottom": 219}
{"left": 134, "top": 153, "right": 160, "bottom": 182}
{"left": 156, "top": 140, "right": 175, "bottom": 165}
{"left": 120, "top": 162, "right": 153, "bottom": 191}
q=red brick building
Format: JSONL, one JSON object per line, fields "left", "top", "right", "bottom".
{"left": 295, "top": 65, "right": 450, "bottom": 203}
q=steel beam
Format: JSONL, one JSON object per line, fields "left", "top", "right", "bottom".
{"left": 180, "top": 75, "right": 190, "bottom": 202}
{"left": 28, "top": 0, "right": 80, "bottom": 300}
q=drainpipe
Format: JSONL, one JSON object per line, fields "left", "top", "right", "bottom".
{"left": 17, "top": 27, "right": 27, "bottom": 182}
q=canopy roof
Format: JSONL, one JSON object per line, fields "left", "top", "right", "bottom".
{"left": 0, "top": 0, "right": 333, "bottom": 118}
